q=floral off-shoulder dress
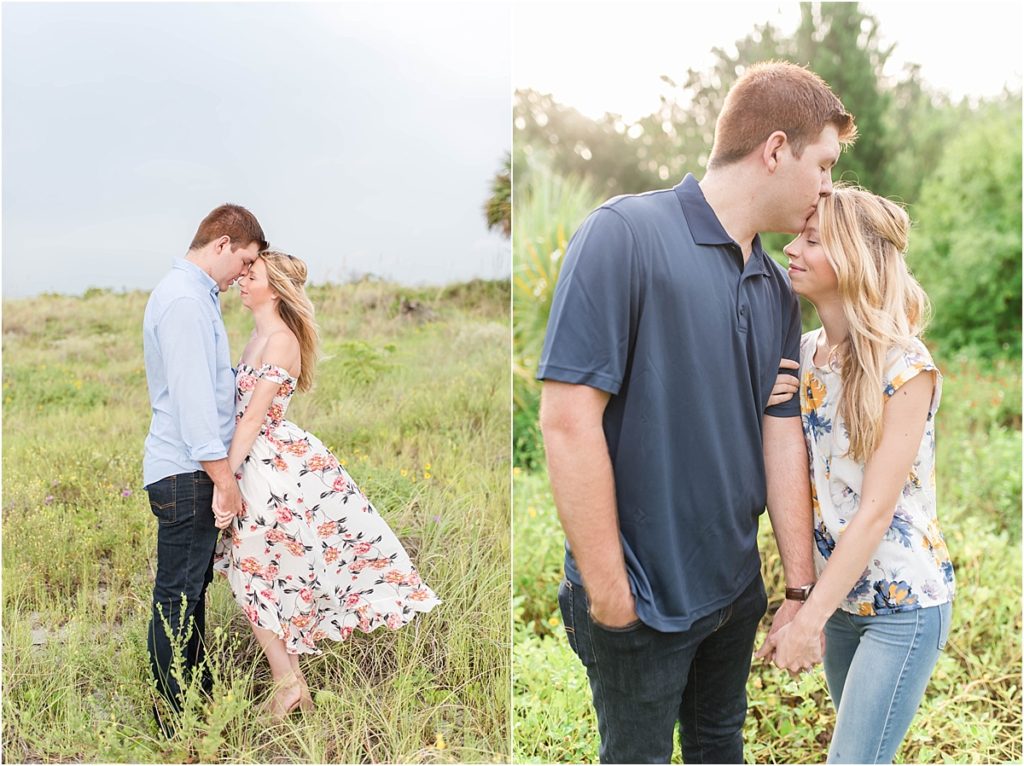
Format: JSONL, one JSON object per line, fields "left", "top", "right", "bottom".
{"left": 213, "top": 362, "right": 440, "bottom": 654}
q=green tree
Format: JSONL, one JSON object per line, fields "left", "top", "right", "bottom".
{"left": 881, "top": 64, "right": 964, "bottom": 204}
{"left": 514, "top": 89, "right": 656, "bottom": 195}
{"left": 484, "top": 152, "right": 511, "bottom": 238}
{"left": 793, "top": 3, "right": 892, "bottom": 193}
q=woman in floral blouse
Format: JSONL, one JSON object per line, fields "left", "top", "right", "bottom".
{"left": 759, "top": 185, "right": 954, "bottom": 763}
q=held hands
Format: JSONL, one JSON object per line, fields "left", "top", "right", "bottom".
{"left": 755, "top": 602, "right": 824, "bottom": 676}
{"left": 212, "top": 482, "right": 243, "bottom": 530}
{"left": 767, "top": 358, "right": 800, "bottom": 407}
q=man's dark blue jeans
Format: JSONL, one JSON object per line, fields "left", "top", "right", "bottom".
{"left": 558, "top": 573, "right": 767, "bottom": 764}
{"left": 146, "top": 471, "right": 218, "bottom": 712}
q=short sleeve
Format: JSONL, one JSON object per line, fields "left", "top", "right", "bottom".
{"left": 764, "top": 285, "right": 803, "bottom": 418}
{"left": 883, "top": 340, "right": 942, "bottom": 416}
{"left": 536, "top": 207, "right": 640, "bottom": 395}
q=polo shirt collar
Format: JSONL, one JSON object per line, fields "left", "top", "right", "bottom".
{"left": 173, "top": 257, "right": 221, "bottom": 298}
{"left": 674, "top": 174, "right": 771, "bottom": 276}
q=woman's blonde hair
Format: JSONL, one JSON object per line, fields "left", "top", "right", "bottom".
{"left": 818, "top": 184, "right": 931, "bottom": 462}
{"left": 259, "top": 251, "right": 320, "bottom": 393}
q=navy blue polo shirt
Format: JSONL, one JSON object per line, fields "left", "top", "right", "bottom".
{"left": 538, "top": 173, "right": 801, "bottom": 632}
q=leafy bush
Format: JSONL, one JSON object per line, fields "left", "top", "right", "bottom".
{"left": 328, "top": 340, "right": 396, "bottom": 387}
{"left": 909, "top": 98, "right": 1022, "bottom": 360}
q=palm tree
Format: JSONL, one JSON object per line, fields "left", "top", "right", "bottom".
{"left": 484, "top": 152, "right": 511, "bottom": 238}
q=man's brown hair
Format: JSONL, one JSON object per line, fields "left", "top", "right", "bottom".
{"left": 189, "top": 204, "right": 268, "bottom": 252}
{"left": 708, "top": 61, "right": 857, "bottom": 169}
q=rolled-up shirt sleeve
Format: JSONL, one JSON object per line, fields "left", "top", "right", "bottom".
{"left": 155, "top": 297, "right": 228, "bottom": 461}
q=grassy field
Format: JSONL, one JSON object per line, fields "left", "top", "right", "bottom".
{"left": 2, "top": 278, "right": 510, "bottom": 763}
{"left": 513, "top": 356, "right": 1022, "bottom": 764}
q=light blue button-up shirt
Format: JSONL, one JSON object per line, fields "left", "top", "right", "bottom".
{"left": 142, "top": 258, "right": 236, "bottom": 487}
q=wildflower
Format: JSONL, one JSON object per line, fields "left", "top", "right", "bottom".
{"left": 121, "top": 488, "right": 133, "bottom": 498}
{"left": 527, "top": 506, "right": 537, "bottom": 518}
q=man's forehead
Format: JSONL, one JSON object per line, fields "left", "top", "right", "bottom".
{"left": 818, "top": 126, "right": 841, "bottom": 159}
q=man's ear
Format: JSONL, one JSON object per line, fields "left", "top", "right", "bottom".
{"left": 214, "top": 235, "right": 231, "bottom": 254}
{"left": 762, "top": 131, "right": 789, "bottom": 174}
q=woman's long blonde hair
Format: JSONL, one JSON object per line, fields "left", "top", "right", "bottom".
{"left": 260, "top": 251, "right": 320, "bottom": 393}
{"left": 818, "top": 185, "right": 930, "bottom": 462}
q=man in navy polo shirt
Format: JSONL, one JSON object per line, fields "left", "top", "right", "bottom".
{"left": 539, "top": 62, "right": 857, "bottom": 763}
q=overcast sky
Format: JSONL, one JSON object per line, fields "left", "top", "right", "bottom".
{"left": 514, "top": 1, "right": 1022, "bottom": 121}
{"left": 3, "top": 2, "right": 511, "bottom": 298}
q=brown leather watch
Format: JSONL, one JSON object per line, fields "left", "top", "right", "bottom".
{"left": 785, "top": 584, "right": 815, "bottom": 602}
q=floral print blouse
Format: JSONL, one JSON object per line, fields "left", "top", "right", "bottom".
{"left": 799, "top": 329, "right": 955, "bottom": 616}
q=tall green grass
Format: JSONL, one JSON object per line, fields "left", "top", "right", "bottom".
{"left": 2, "top": 279, "right": 511, "bottom": 763}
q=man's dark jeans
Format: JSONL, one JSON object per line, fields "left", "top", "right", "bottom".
{"left": 558, "top": 573, "right": 768, "bottom": 764}
{"left": 147, "top": 471, "right": 218, "bottom": 712}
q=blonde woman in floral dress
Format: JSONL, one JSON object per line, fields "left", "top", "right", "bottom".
{"left": 757, "top": 186, "right": 955, "bottom": 763}
{"left": 212, "top": 252, "right": 439, "bottom": 718}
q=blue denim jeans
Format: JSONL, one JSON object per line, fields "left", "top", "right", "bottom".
{"left": 146, "top": 471, "right": 219, "bottom": 711}
{"left": 558, "top": 574, "right": 767, "bottom": 764}
{"left": 823, "top": 602, "right": 952, "bottom": 763}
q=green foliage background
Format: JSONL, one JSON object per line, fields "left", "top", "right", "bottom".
{"left": 512, "top": 2, "right": 1022, "bottom": 762}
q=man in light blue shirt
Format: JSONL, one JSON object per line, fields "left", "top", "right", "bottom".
{"left": 142, "top": 203, "right": 267, "bottom": 724}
